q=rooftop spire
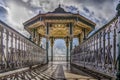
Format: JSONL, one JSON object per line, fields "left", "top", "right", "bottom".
{"left": 59, "top": 4, "right": 61, "bottom": 7}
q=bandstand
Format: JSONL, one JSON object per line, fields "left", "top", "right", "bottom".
{"left": 23, "top": 5, "right": 96, "bottom": 62}
{"left": 0, "top": 2, "right": 120, "bottom": 80}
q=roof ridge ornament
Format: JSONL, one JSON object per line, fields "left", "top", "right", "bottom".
{"left": 50, "top": 4, "right": 68, "bottom": 13}
{"left": 59, "top": 4, "right": 61, "bottom": 8}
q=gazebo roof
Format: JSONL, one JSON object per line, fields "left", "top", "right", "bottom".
{"left": 23, "top": 5, "right": 96, "bottom": 38}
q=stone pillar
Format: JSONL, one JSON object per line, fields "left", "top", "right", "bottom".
{"left": 50, "top": 37, "right": 54, "bottom": 62}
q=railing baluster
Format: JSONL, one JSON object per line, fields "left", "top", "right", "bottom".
{"left": 103, "top": 30, "right": 106, "bottom": 70}
{"left": 0, "top": 21, "right": 47, "bottom": 72}
{"left": 71, "top": 17, "right": 118, "bottom": 78}
{"left": 15, "top": 34, "right": 17, "bottom": 67}
{"left": 11, "top": 32, "right": 13, "bottom": 68}
{"left": 0, "top": 26, "right": 3, "bottom": 69}
{"left": 6, "top": 30, "right": 9, "bottom": 69}
{"left": 99, "top": 32, "right": 102, "bottom": 68}
{"left": 113, "top": 24, "right": 117, "bottom": 70}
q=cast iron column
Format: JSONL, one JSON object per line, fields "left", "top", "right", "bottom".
{"left": 70, "top": 23, "right": 73, "bottom": 63}
{"left": 66, "top": 37, "right": 69, "bottom": 62}
{"left": 50, "top": 37, "right": 54, "bottom": 62}
{"left": 78, "top": 34, "right": 81, "bottom": 45}
{"left": 46, "top": 23, "right": 49, "bottom": 63}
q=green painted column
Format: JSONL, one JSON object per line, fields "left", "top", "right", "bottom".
{"left": 69, "top": 23, "right": 73, "bottom": 63}
{"left": 116, "top": 2, "right": 120, "bottom": 80}
{"left": 46, "top": 23, "right": 49, "bottom": 63}
{"left": 66, "top": 37, "right": 69, "bottom": 62}
{"left": 78, "top": 34, "right": 81, "bottom": 45}
{"left": 50, "top": 38, "right": 54, "bottom": 62}
{"left": 70, "top": 39, "right": 73, "bottom": 52}
{"left": 51, "top": 46, "right": 53, "bottom": 61}
{"left": 70, "top": 23, "right": 73, "bottom": 51}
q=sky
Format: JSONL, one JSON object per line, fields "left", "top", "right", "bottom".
{"left": 0, "top": 0, "right": 118, "bottom": 56}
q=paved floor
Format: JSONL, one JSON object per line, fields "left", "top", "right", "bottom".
{"left": 0, "top": 62, "right": 104, "bottom": 80}
{"left": 49, "top": 62, "right": 96, "bottom": 80}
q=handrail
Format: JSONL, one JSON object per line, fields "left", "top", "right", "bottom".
{"left": 48, "top": 56, "right": 70, "bottom": 61}
{"left": 71, "top": 16, "right": 118, "bottom": 78}
{"left": 0, "top": 20, "right": 46, "bottom": 73}
{"left": 0, "top": 20, "right": 45, "bottom": 50}
{"left": 88, "top": 16, "right": 117, "bottom": 40}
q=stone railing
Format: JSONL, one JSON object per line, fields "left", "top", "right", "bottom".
{"left": 49, "top": 56, "right": 70, "bottom": 61}
{"left": 0, "top": 20, "right": 46, "bottom": 72}
{"left": 71, "top": 16, "right": 118, "bottom": 78}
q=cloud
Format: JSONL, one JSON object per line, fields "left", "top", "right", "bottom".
{"left": 83, "top": 6, "right": 90, "bottom": 13}
{"left": 64, "top": 5, "right": 78, "bottom": 13}
{"left": 0, "top": 6, "right": 8, "bottom": 21}
{"left": 0, "top": 0, "right": 117, "bottom": 54}
{"left": 1, "top": 0, "right": 116, "bottom": 34}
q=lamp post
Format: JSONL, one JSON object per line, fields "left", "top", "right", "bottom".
{"left": 116, "top": 1, "right": 120, "bottom": 80}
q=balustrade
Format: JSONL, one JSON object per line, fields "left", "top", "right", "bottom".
{"left": 71, "top": 17, "right": 118, "bottom": 78}
{"left": 0, "top": 21, "right": 46, "bottom": 72}
{"left": 49, "top": 56, "right": 70, "bottom": 61}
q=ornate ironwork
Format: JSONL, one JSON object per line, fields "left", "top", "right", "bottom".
{"left": 0, "top": 21, "right": 46, "bottom": 72}
{"left": 71, "top": 17, "right": 118, "bottom": 78}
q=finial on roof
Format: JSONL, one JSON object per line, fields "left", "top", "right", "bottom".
{"left": 59, "top": 4, "right": 61, "bottom": 7}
